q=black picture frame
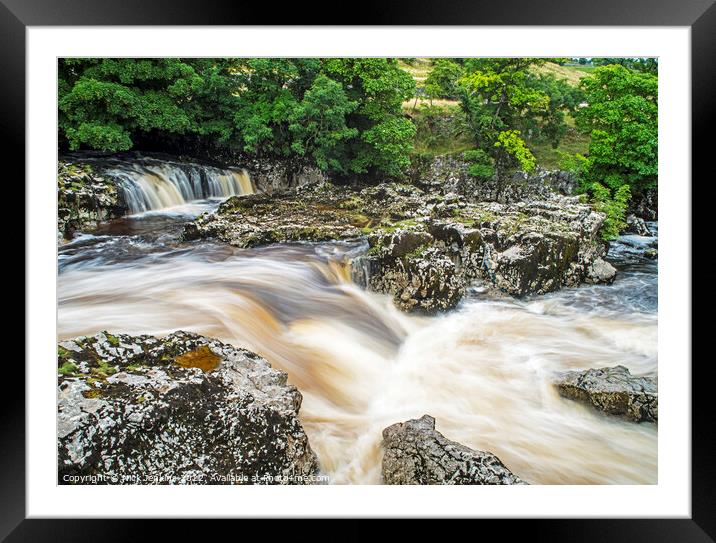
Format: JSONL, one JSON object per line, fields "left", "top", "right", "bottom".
{"left": 7, "top": 0, "right": 709, "bottom": 538}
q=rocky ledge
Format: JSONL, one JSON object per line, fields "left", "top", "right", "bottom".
{"left": 57, "top": 161, "right": 125, "bottom": 240}
{"left": 58, "top": 331, "right": 319, "bottom": 484}
{"left": 381, "top": 415, "right": 526, "bottom": 485}
{"left": 185, "top": 181, "right": 615, "bottom": 313}
{"left": 553, "top": 366, "right": 657, "bottom": 423}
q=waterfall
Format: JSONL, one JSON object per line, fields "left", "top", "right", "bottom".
{"left": 102, "top": 157, "right": 254, "bottom": 214}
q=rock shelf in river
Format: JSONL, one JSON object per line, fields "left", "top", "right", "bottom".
{"left": 184, "top": 181, "right": 616, "bottom": 312}
{"left": 553, "top": 366, "right": 658, "bottom": 423}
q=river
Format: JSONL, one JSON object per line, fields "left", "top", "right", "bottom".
{"left": 57, "top": 197, "right": 658, "bottom": 485}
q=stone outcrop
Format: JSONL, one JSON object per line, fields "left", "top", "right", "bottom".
{"left": 624, "top": 214, "right": 652, "bottom": 236}
{"left": 241, "top": 157, "right": 328, "bottom": 194}
{"left": 186, "top": 181, "right": 615, "bottom": 313}
{"left": 57, "top": 161, "right": 125, "bottom": 239}
{"left": 381, "top": 415, "right": 526, "bottom": 485}
{"left": 410, "top": 154, "right": 577, "bottom": 203}
{"left": 553, "top": 366, "right": 657, "bottom": 423}
{"left": 58, "top": 331, "right": 319, "bottom": 484}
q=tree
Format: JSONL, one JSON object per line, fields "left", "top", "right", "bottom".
{"left": 58, "top": 59, "right": 210, "bottom": 152}
{"left": 322, "top": 58, "right": 416, "bottom": 176}
{"left": 288, "top": 74, "right": 358, "bottom": 172}
{"left": 575, "top": 64, "right": 658, "bottom": 195}
{"left": 58, "top": 58, "right": 418, "bottom": 178}
{"left": 592, "top": 57, "right": 658, "bottom": 75}
{"left": 458, "top": 58, "right": 547, "bottom": 173}
{"left": 424, "top": 59, "right": 463, "bottom": 101}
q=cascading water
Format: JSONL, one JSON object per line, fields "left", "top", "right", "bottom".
{"left": 99, "top": 157, "right": 254, "bottom": 214}
{"left": 57, "top": 200, "right": 659, "bottom": 485}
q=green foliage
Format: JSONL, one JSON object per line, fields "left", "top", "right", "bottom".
{"left": 495, "top": 130, "right": 537, "bottom": 173}
{"left": 589, "top": 182, "right": 632, "bottom": 240}
{"left": 557, "top": 151, "right": 589, "bottom": 175}
{"left": 463, "top": 149, "right": 495, "bottom": 179}
{"left": 424, "top": 59, "right": 464, "bottom": 100}
{"left": 59, "top": 58, "right": 416, "bottom": 177}
{"left": 288, "top": 74, "right": 358, "bottom": 172}
{"left": 592, "top": 57, "right": 658, "bottom": 74}
{"left": 410, "top": 104, "right": 473, "bottom": 156}
{"left": 457, "top": 58, "right": 576, "bottom": 174}
{"left": 575, "top": 64, "right": 658, "bottom": 194}
{"left": 525, "top": 74, "right": 584, "bottom": 147}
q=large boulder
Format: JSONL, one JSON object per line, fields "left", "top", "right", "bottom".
{"left": 381, "top": 415, "right": 526, "bottom": 485}
{"left": 58, "top": 331, "right": 320, "bottom": 484}
{"left": 553, "top": 366, "right": 657, "bottom": 423}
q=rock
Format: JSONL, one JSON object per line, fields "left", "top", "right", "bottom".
{"left": 625, "top": 214, "right": 652, "bottom": 236}
{"left": 628, "top": 188, "right": 658, "bottom": 221}
{"left": 381, "top": 415, "right": 526, "bottom": 485}
{"left": 553, "top": 366, "right": 657, "bottom": 423}
{"left": 58, "top": 331, "right": 320, "bottom": 484}
{"left": 409, "top": 154, "right": 578, "bottom": 202}
{"left": 188, "top": 181, "right": 615, "bottom": 312}
{"left": 586, "top": 257, "right": 617, "bottom": 284}
{"left": 57, "top": 161, "right": 126, "bottom": 239}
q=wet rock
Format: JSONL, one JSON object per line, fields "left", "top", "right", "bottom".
{"left": 189, "top": 182, "right": 615, "bottom": 311}
{"left": 57, "top": 161, "right": 125, "bottom": 239}
{"left": 381, "top": 415, "right": 526, "bottom": 485}
{"left": 58, "top": 331, "right": 319, "bottom": 484}
{"left": 586, "top": 257, "right": 617, "bottom": 284}
{"left": 625, "top": 214, "right": 652, "bottom": 236}
{"left": 553, "top": 366, "right": 657, "bottom": 423}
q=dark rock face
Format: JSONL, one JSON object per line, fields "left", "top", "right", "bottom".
{"left": 381, "top": 415, "right": 526, "bottom": 485}
{"left": 187, "top": 182, "right": 615, "bottom": 313}
{"left": 629, "top": 188, "right": 658, "bottom": 221}
{"left": 625, "top": 214, "right": 652, "bottom": 236}
{"left": 241, "top": 157, "right": 328, "bottom": 194}
{"left": 553, "top": 366, "right": 657, "bottom": 423}
{"left": 57, "top": 331, "right": 319, "bottom": 484}
{"left": 57, "top": 161, "right": 126, "bottom": 239}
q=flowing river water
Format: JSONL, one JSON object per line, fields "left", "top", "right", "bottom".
{"left": 58, "top": 196, "right": 658, "bottom": 485}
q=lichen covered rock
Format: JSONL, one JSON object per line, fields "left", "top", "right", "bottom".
{"left": 553, "top": 365, "right": 657, "bottom": 423}
{"left": 57, "top": 161, "right": 125, "bottom": 239}
{"left": 186, "top": 181, "right": 615, "bottom": 312}
{"left": 381, "top": 415, "right": 526, "bottom": 485}
{"left": 57, "top": 331, "right": 319, "bottom": 484}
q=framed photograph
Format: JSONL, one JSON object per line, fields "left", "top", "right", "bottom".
{"left": 10, "top": 0, "right": 710, "bottom": 538}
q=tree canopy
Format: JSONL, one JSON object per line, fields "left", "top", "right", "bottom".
{"left": 59, "top": 58, "right": 415, "bottom": 177}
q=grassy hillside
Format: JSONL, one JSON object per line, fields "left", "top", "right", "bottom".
{"left": 399, "top": 59, "right": 592, "bottom": 168}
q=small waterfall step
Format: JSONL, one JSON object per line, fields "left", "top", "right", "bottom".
{"left": 98, "top": 156, "right": 254, "bottom": 214}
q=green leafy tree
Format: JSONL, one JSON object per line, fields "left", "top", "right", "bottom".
{"left": 59, "top": 59, "right": 206, "bottom": 151}
{"left": 463, "top": 149, "right": 495, "bottom": 179}
{"left": 495, "top": 130, "right": 537, "bottom": 173}
{"left": 288, "top": 74, "right": 358, "bottom": 172}
{"left": 575, "top": 64, "right": 658, "bottom": 195}
{"left": 524, "top": 74, "right": 584, "bottom": 147}
{"left": 424, "top": 59, "right": 463, "bottom": 101}
{"left": 457, "top": 58, "right": 549, "bottom": 174}
{"left": 592, "top": 57, "right": 658, "bottom": 75}
{"left": 322, "top": 58, "right": 416, "bottom": 175}
{"left": 58, "top": 58, "right": 418, "bottom": 178}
